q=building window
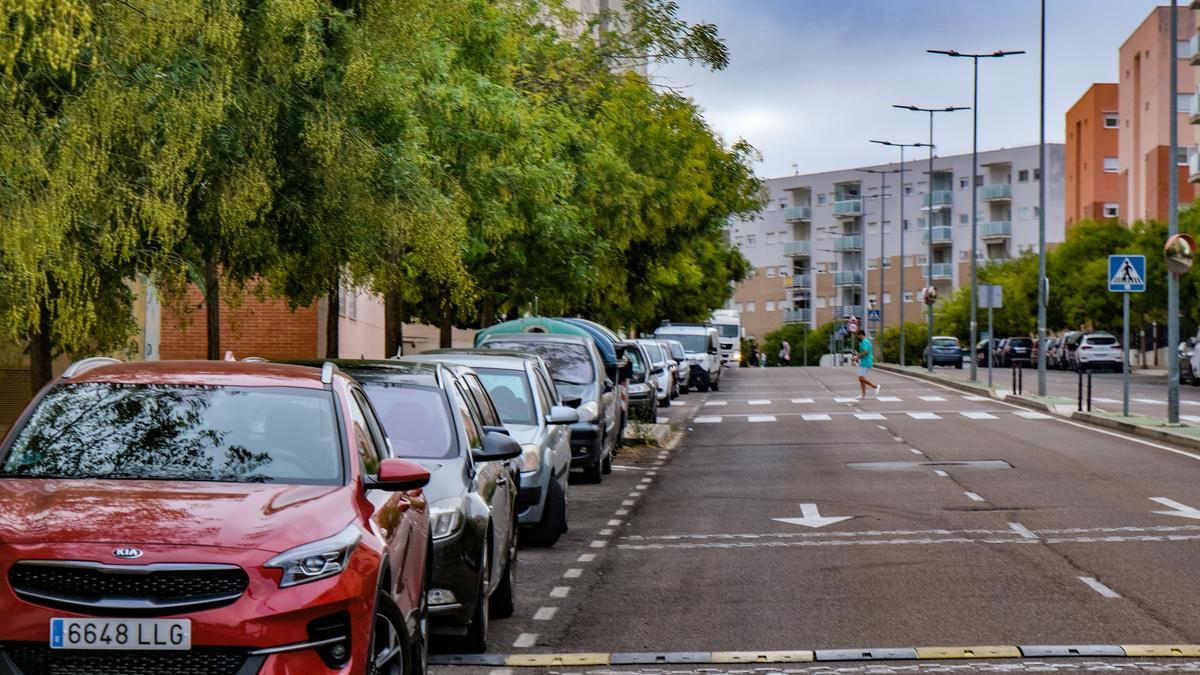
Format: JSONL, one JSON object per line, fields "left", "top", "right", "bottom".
{"left": 959, "top": 249, "right": 971, "bottom": 261}
{"left": 959, "top": 177, "right": 969, "bottom": 189}
{"left": 903, "top": 291, "right": 914, "bottom": 304}
{"left": 779, "top": 265, "right": 788, "bottom": 276}
{"left": 1034, "top": 206, "right": 1040, "bottom": 217}
{"left": 765, "top": 301, "right": 776, "bottom": 312}
{"left": 1103, "top": 112, "right": 1119, "bottom": 128}
{"left": 1033, "top": 168, "right": 1041, "bottom": 181}
{"left": 867, "top": 258, "right": 878, "bottom": 270}
{"left": 1178, "top": 40, "right": 1191, "bottom": 58}
{"left": 817, "top": 194, "right": 827, "bottom": 205}
{"left": 1181, "top": 94, "right": 1196, "bottom": 114}
{"left": 903, "top": 255, "right": 912, "bottom": 267}
{"left": 915, "top": 254, "right": 927, "bottom": 266}
{"left": 905, "top": 185, "right": 913, "bottom": 195}
{"left": 746, "top": 235, "right": 755, "bottom": 246}
{"left": 735, "top": 303, "right": 744, "bottom": 312}
{"left": 766, "top": 267, "right": 776, "bottom": 278}
{"left": 1018, "top": 206, "right": 1030, "bottom": 220}
{"left": 816, "top": 262, "right": 826, "bottom": 273}
{"left": 766, "top": 232, "right": 777, "bottom": 245}
{"left": 882, "top": 258, "right": 891, "bottom": 268}
{"left": 903, "top": 218, "right": 912, "bottom": 231}
{"left": 829, "top": 261, "right": 839, "bottom": 272}
{"left": 1103, "top": 157, "right": 1119, "bottom": 172}
{"left": 975, "top": 174, "right": 983, "bottom": 186}
{"left": 734, "top": 236, "right": 743, "bottom": 247}
{"left": 338, "top": 281, "right": 358, "bottom": 320}
{"left": 1178, "top": 146, "right": 1189, "bottom": 165}
{"left": 746, "top": 302, "right": 756, "bottom": 313}
{"left": 816, "top": 297, "right": 826, "bottom": 308}
{"left": 1017, "top": 169, "right": 1029, "bottom": 182}
{"left": 959, "top": 213, "right": 968, "bottom": 224}
{"left": 1103, "top": 203, "right": 1119, "bottom": 218}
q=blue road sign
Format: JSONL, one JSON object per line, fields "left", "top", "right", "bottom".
{"left": 1108, "top": 254, "right": 1146, "bottom": 293}
{"left": 868, "top": 309, "right": 881, "bottom": 320}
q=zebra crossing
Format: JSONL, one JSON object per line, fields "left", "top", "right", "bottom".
{"left": 701, "top": 394, "right": 995, "bottom": 407}
{"left": 692, "top": 409, "right": 1053, "bottom": 423}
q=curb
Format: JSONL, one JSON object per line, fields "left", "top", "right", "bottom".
{"left": 874, "top": 364, "right": 1054, "bottom": 415}
{"left": 1072, "top": 410, "right": 1200, "bottom": 453}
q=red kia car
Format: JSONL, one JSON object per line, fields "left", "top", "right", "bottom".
{"left": 0, "top": 358, "right": 432, "bottom": 675}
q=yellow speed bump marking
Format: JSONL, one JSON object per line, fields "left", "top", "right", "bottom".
{"left": 1122, "top": 645, "right": 1200, "bottom": 657}
{"left": 709, "top": 651, "right": 815, "bottom": 663}
{"left": 916, "top": 646, "right": 1021, "bottom": 659}
{"left": 505, "top": 653, "right": 610, "bottom": 667}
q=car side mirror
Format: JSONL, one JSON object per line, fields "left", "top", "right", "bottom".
{"left": 367, "top": 458, "right": 430, "bottom": 492}
{"left": 483, "top": 425, "right": 509, "bottom": 437}
{"left": 604, "top": 379, "right": 614, "bottom": 393}
{"left": 562, "top": 396, "right": 583, "bottom": 408}
{"left": 545, "top": 405, "right": 579, "bottom": 425}
{"left": 473, "top": 431, "right": 523, "bottom": 462}
{"left": 651, "top": 367, "right": 663, "bottom": 374}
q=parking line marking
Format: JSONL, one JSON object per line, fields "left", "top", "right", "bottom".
{"left": 694, "top": 416, "right": 722, "bottom": 424}
{"left": 934, "top": 470, "right": 949, "bottom": 477}
{"left": 1079, "top": 576, "right": 1121, "bottom": 599}
{"left": 615, "top": 509, "right": 629, "bottom": 516}
{"left": 892, "top": 436, "right": 904, "bottom": 441}
{"left": 513, "top": 633, "right": 538, "bottom": 648}
{"left": 703, "top": 401, "right": 727, "bottom": 406}
{"left": 961, "top": 411, "right": 998, "bottom": 420}
{"left": 834, "top": 397, "right": 858, "bottom": 403}
{"left": 908, "top": 412, "right": 941, "bottom": 420}
{"left": 621, "top": 500, "right": 635, "bottom": 506}
{"left": 802, "top": 414, "right": 832, "bottom": 421}
{"left": 792, "top": 398, "right": 815, "bottom": 403}
{"left": 909, "top": 448, "right": 923, "bottom": 455}
{"left": 608, "top": 519, "right": 622, "bottom": 526}
{"left": 564, "top": 568, "right": 583, "bottom": 578}
{"left": 855, "top": 413, "right": 886, "bottom": 420}
{"left": 748, "top": 400, "right": 771, "bottom": 405}
{"left": 641, "top": 477, "right": 653, "bottom": 483}
{"left": 635, "top": 484, "right": 648, "bottom": 490}
{"left": 628, "top": 492, "right": 640, "bottom": 499}
{"left": 748, "top": 415, "right": 777, "bottom": 423}
{"left": 591, "top": 540, "right": 609, "bottom": 548}
{"left": 1014, "top": 411, "right": 1052, "bottom": 419}
{"left": 550, "top": 586, "right": 570, "bottom": 598}
{"left": 577, "top": 554, "right": 596, "bottom": 562}
{"left": 1009, "top": 522, "right": 1038, "bottom": 540}
{"left": 533, "top": 607, "right": 558, "bottom": 621}
{"left": 599, "top": 529, "right": 614, "bottom": 536}
{"left": 965, "top": 492, "right": 986, "bottom": 502}
{"left": 877, "top": 396, "right": 902, "bottom": 402}
{"left": 656, "top": 417, "right": 668, "bottom": 423}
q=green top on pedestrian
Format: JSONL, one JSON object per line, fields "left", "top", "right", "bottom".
{"left": 859, "top": 336, "right": 873, "bottom": 368}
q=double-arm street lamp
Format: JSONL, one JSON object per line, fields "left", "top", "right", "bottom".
{"left": 857, "top": 167, "right": 902, "bottom": 361}
{"left": 927, "top": 49, "right": 1024, "bottom": 383}
{"left": 868, "top": 140, "right": 930, "bottom": 365}
{"left": 893, "top": 105, "right": 969, "bottom": 372}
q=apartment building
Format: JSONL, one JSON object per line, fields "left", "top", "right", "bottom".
{"left": 1191, "top": 0, "right": 1200, "bottom": 183}
{"left": 728, "top": 144, "right": 1065, "bottom": 341}
{"left": 1119, "top": 6, "right": 1197, "bottom": 221}
{"left": 1066, "top": 83, "right": 1121, "bottom": 225}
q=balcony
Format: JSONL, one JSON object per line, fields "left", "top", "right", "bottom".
{"left": 1191, "top": 147, "right": 1200, "bottom": 184}
{"left": 791, "top": 274, "right": 811, "bottom": 290}
{"left": 783, "top": 240, "right": 811, "bottom": 256}
{"left": 981, "top": 184, "right": 1012, "bottom": 201}
{"left": 1192, "top": 34, "right": 1200, "bottom": 66}
{"left": 922, "top": 190, "right": 953, "bottom": 210}
{"left": 980, "top": 221, "right": 1012, "bottom": 239}
{"left": 834, "top": 271, "right": 863, "bottom": 286}
{"left": 931, "top": 262, "right": 953, "bottom": 280}
{"left": 1192, "top": 85, "right": 1200, "bottom": 124}
{"left": 783, "top": 308, "right": 811, "bottom": 325}
{"left": 833, "top": 234, "right": 863, "bottom": 251}
{"left": 783, "top": 206, "right": 812, "bottom": 221}
{"left": 922, "top": 226, "right": 953, "bottom": 244}
{"left": 833, "top": 199, "right": 863, "bottom": 217}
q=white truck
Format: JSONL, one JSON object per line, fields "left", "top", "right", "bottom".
{"left": 709, "top": 309, "right": 743, "bottom": 367}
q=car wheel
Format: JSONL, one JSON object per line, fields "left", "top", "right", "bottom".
{"left": 696, "top": 381, "right": 709, "bottom": 392}
{"left": 601, "top": 452, "right": 613, "bottom": 475}
{"left": 521, "top": 479, "right": 567, "bottom": 547}
{"left": 710, "top": 376, "right": 720, "bottom": 392}
{"left": 490, "top": 550, "right": 516, "bottom": 620}
{"left": 581, "top": 460, "right": 602, "bottom": 484}
{"left": 369, "top": 592, "right": 413, "bottom": 675}
{"left": 455, "top": 545, "right": 490, "bottom": 654}
{"left": 956, "top": 361, "right": 963, "bottom": 369}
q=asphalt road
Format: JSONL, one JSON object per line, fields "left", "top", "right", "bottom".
{"left": 432, "top": 366, "right": 1200, "bottom": 674}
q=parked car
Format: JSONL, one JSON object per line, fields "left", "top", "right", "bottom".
{"left": 1003, "top": 337, "right": 1033, "bottom": 367}
{"left": 1061, "top": 331, "right": 1085, "bottom": 370}
{"left": 1180, "top": 338, "right": 1198, "bottom": 385}
{"left": 991, "top": 338, "right": 1008, "bottom": 367}
{"left": 408, "top": 350, "right": 578, "bottom": 547}
{"left": 635, "top": 339, "right": 674, "bottom": 408}
{"left": 662, "top": 339, "right": 691, "bottom": 395}
{"left": 1075, "top": 331, "right": 1123, "bottom": 372}
{"left": 1042, "top": 337, "right": 1061, "bottom": 369}
{"left": 653, "top": 323, "right": 723, "bottom": 391}
{"left": 479, "top": 333, "right": 618, "bottom": 483}
{"left": 923, "top": 335, "right": 964, "bottom": 368}
{"left": 622, "top": 341, "right": 657, "bottom": 422}
{"left": 975, "top": 339, "right": 998, "bottom": 367}
{"left": 0, "top": 358, "right": 434, "bottom": 672}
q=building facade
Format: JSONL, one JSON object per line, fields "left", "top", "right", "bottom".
{"left": 1066, "top": 83, "right": 1121, "bottom": 225}
{"left": 1118, "top": 6, "right": 1197, "bottom": 221}
{"left": 728, "top": 144, "right": 1066, "bottom": 341}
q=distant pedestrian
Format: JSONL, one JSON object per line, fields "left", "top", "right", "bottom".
{"left": 854, "top": 328, "right": 881, "bottom": 398}
{"left": 779, "top": 340, "right": 791, "bottom": 366}
{"left": 748, "top": 341, "right": 759, "bottom": 368}
{"left": 759, "top": 350, "right": 767, "bottom": 367}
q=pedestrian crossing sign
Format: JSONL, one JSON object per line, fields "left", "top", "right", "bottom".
{"left": 1108, "top": 254, "right": 1146, "bottom": 293}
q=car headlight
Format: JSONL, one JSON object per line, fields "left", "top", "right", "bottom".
{"left": 430, "top": 497, "right": 466, "bottom": 540}
{"left": 264, "top": 523, "right": 360, "bottom": 588}
{"left": 732, "top": 351, "right": 741, "bottom": 361}
{"left": 520, "top": 444, "right": 542, "bottom": 473}
{"left": 577, "top": 400, "right": 599, "bottom": 423}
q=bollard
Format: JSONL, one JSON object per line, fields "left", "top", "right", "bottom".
{"left": 1087, "top": 371, "right": 1093, "bottom": 412}
{"left": 1018, "top": 363, "right": 1023, "bottom": 395}
{"left": 1077, "top": 369, "right": 1083, "bottom": 412}
{"left": 1011, "top": 364, "right": 1016, "bottom": 393}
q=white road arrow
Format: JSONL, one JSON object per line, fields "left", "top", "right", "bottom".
{"left": 1150, "top": 497, "right": 1200, "bottom": 521}
{"left": 772, "top": 503, "right": 854, "bottom": 529}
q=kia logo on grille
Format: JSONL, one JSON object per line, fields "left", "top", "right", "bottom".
{"left": 113, "top": 548, "right": 143, "bottom": 559}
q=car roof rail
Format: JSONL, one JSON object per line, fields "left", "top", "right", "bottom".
{"left": 320, "top": 362, "right": 339, "bottom": 385}
{"left": 61, "top": 357, "right": 122, "bottom": 379}
{"left": 241, "top": 356, "right": 267, "bottom": 363}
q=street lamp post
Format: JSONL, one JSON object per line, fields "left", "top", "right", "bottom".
{"left": 928, "top": 49, "right": 1024, "bottom": 383}
{"left": 894, "top": 105, "right": 969, "bottom": 372}
{"left": 858, "top": 167, "right": 902, "bottom": 361}
{"left": 1169, "top": 0, "right": 1181, "bottom": 424}
{"left": 870, "top": 140, "right": 930, "bottom": 366}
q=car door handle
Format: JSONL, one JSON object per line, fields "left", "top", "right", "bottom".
{"left": 497, "top": 472, "right": 508, "bottom": 485}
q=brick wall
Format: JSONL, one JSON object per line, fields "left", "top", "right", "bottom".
{"left": 160, "top": 285, "right": 319, "bottom": 360}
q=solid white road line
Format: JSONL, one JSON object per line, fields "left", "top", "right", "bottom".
{"left": 513, "top": 633, "right": 538, "bottom": 648}
{"left": 960, "top": 411, "right": 998, "bottom": 420}
{"left": 1093, "top": 397, "right": 1121, "bottom": 404}
{"left": 694, "top": 416, "right": 722, "bottom": 424}
{"left": 791, "top": 398, "right": 815, "bottom": 403}
{"left": 1181, "top": 415, "right": 1200, "bottom": 423}
{"left": 964, "top": 491, "right": 986, "bottom": 502}
{"left": 907, "top": 412, "right": 941, "bottom": 420}
{"left": 963, "top": 395, "right": 990, "bottom": 401}
{"left": 855, "top": 412, "right": 886, "bottom": 420}
{"left": 1134, "top": 398, "right": 1165, "bottom": 404}
{"left": 577, "top": 554, "right": 596, "bottom": 562}
{"left": 919, "top": 395, "right": 947, "bottom": 402}
{"left": 748, "top": 399, "right": 771, "bottom": 405}
{"left": 802, "top": 414, "right": 832, "bottom": 421}
{"left": 550, "top": 586, "right": 570, "bottom": 598}
{"left": 748, "top": 415, "right": 777, "bottom": 423}
{"left": 1014, "top": 411, "right": 1052, "bottom": 419}
{"left": 1008, "top": 522, "right": 1038, "bottom": 540}
{"left": 1078, "top": 576, "right": 1121, "bottom": 599}
{"left": 703, "top": 400, "right": 727, "bottom": 406}
{"left": 563, "top": 568, "right": 583, "bottom": 578}
{"left": 934, "top": 470, "right": 949, "bottom": 477}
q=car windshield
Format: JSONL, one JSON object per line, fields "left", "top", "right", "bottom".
{"left": 656, "top": 333, "right": 707, "bottom": 353}
{"left": 715, "top": 324, "right": 739, "bottom": 338}
{"left": 360, "top": 383, "right": 455, "bottom": 459}
{"left": 474, "top": 368, "right": 536, "bottom": 426}
{"left": 933, "top": 338, "right": 958, "bottom": 347}
{"left": 665, "top": 342, "right": 686, "bottom": 360}
{"left": 0, "top": 383, "right": 341, "bottom": 484}
{"left": 483, "top": 340, "right": 595, "bottom": 386}
{"left": 641, "top": 341, "right": 665, "bottom": 363}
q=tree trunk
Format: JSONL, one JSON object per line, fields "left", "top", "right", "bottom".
{"left": 439, "top": 292, "right": 452, "bottom": 348}
{"left": 204, "top": 253, "right": 220, "bottom": 360}
{"left": 479, "top": 299, "right": 496, "bottom": 329}
{"left": 29, "top": 298, "right": 53, "bottom": 395}
{"left": 326, "top": 277, "right": 340, "bottom": 359}
{"left": 384, "top": 290, "right": 404, "bottom": 357}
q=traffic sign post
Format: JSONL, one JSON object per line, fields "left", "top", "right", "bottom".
{"left": 1109, "top": 255, "right": 1146, "bottom": 416}
{"left": 979, "top": 285, "right": 1002, "bottom": 388}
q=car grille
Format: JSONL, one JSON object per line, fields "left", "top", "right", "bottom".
{"left": 1, "top": 644, "right": 256, "bottom": 675}
{"left": 8, "top": 562, "right": 248, "bottom": 617}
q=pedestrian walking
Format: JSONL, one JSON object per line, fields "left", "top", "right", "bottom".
{"left": 779, "top": 340, "right": 791, "bottom": 366}
{"left": 854, "top": 328, "right": 881, "bottom": 398}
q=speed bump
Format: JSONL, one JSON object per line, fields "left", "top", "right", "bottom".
{"left": 1121, "top": 645, "right": 1200, "bottom": 657}
{"left": 915, "top": 645, "right": 1021, "bottom": 659}
{"left": 505, "top": 653, "right": 610, "bottom": 667}
{"left": 709, "top": 650, "right": 814, "bottom": 663}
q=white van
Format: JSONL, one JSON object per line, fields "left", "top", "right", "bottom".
{"left": 653, "top": 323, "right": 723, "bottom": 391}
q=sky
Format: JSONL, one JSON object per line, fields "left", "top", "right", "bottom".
{"left": 654, "top": 0, "right": 1168, "bottom": 179}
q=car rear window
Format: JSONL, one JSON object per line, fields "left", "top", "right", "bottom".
{"left": 361, "top": 383, "right": 456, "bottom": 459}
{"left": 1, "top": 383, "right": 342, "bottom": 484}
{"left": 1086, "top": 335, "right": 1117, "bottom": 346}
{"left": 933, "top": 338, "right": 959, "bottom": 347}
{"left": 483, "top": 341, "right": 595, "bottom": 386}
{"left": 665, "top": 342, "right": 686, "bottom": 360}
{"left": 655, "top": 333, "right": 707, "bottom": 353}
{"left": 641, "top": 341, "right": 665, "bottom": 363}
{"left": 1009, "top": 338, "right": 1032, "bottom": 348}
{"left": 474, "top": 368, "right": 536, "bottom": 426}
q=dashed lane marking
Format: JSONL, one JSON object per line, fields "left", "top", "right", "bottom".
{"left": 1079, "top": 576, "right": 1121, "bottom": 598}
{"left": 607, "top": 519, "right": 622, "bottom": 526}
{"left": 965, "top": 491, "right": 986, "bottom": 503}
{"left": 961, "top": 411, "right": 998, "bottom": 419}
{"left": 801, "top": 414, "right": 831, "bottom": 421}
{"left": 694, "top": 416, "right": 722, "bottom": 424}
{"left": 748, "top": 399, "right": 771, "bottom": 405}
{"left": 791, "top": 398, "right": 814, "bottom": 403}
{"left": 747, "top": 415, "right": 777, "bottom": 423}
{"left": 532, "top": 607, "right": 558, "bottom": 621}
{"left": 702, "top": 400, "right": 727, "bottom": 406}
{"left": 614, "top": 509, "right": 629, "bottom": 516}
{"left": 563, "top": 568, "right": 583, "bottom": 578}
{"left": 549, "top": 586, "right": 570, "bottom": 598}
{"left": 919, "top": 395, "right": 947, "bottom": 402}
{"left": 577, "top": 554, "right": 596, "bottom": 562}
{"left": 877, "top": 396, "right": 902, "bottom": 402}
{"left": 963, "top": 395, "right": 990, "bottom": 401}
{"left": 834, "top": 397, "right": 858, "bottom": 403}
{"left": 598, "top": 529, "right": 614, "bottom": 536}
{"left": 907, "top": 412, "right": 941, "bottom": 420}
{"left": 512, "top": 633, "right": 538, "bottom": 648}
{"left": 854, "top": 412, "right": 886, "bottom": 420}
{"left": 909, "top": 448, "right": 923, "bottom": 455}
{"left": 934, "top": 469, "right": 949, "bottom": 477}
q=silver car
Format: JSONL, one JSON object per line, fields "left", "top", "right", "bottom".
{"left": 661, "top": 339, "right": 691, "bottom": 395}
{"left": 409, "top": 350, "right": 579, "bottom": 547}
{"left": 635, "top": 339, "right": 674, "bottom": 408}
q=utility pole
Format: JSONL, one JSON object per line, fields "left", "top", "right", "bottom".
{"left": 858, "top": 167, "right": 902, "bottom": 361}
{"left": 1169, "top": 0, "right": 1181, "bottom": 423}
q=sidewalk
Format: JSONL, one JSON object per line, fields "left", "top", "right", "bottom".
{"left": 876, "top": 363, "right": 1200, "bottom": 454}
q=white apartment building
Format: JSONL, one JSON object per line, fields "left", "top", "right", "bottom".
{"left": 730, "top": 143, "right": 1066, "bottom": 341}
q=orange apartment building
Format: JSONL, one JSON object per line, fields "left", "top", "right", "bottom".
{"left": 1065, "top": 84, "right": 1121, "bottom": 225}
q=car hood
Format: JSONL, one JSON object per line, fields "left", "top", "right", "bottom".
{"left": 0, "top": 479, "right": 353, "bottom": 553}
{"left": 410, "top": 458, "right": 469, "bottom": 504}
